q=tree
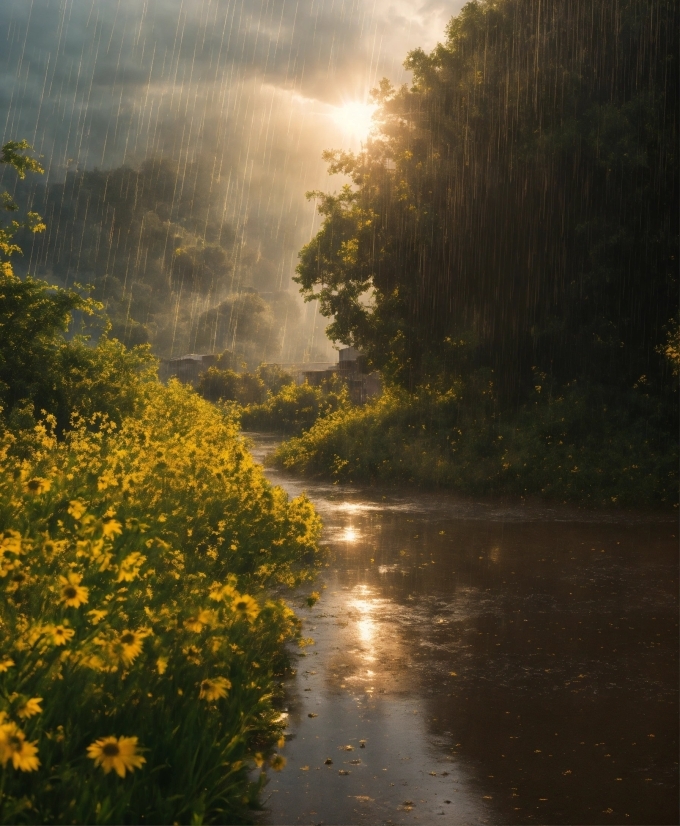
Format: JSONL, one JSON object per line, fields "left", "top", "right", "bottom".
{"left": 295, "top": 0, "right": 678, "bottom": 401}
{"left": 0, "top": 141, "right": 155, "bottom": 432}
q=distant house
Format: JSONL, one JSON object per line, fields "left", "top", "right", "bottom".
{"left": 160, "top": 347, "right": 381, "bottom": 405}
{"left": 300, "top": 347, "right": 381, "bottom": 404}
{"left": 159, "top": 354, "right": 218, "bottom": 387}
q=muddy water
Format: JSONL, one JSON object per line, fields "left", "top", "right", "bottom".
{"left": 248, "top": 435, "right": 678, "bottom": 826}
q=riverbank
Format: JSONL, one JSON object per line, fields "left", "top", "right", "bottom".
{"left": 269, "top": 383, "right": 678, "bottom": 509}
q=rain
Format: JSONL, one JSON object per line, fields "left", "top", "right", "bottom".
{"left": 0, "top": 0, "right": 452, "bottom": 363}
{"left": 0, "top": 0, "right": 677, "bottom": 824}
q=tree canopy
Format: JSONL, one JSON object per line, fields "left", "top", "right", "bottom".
{"left": 296, "top": 0, "right": 678, "bottom": 400}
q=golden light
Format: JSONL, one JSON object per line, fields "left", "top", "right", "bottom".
{"left": 329, "top": 100, "right": 378, "bottom": 141}
{"left": 338, "top": 525, "right": 360, "bottom": 543}
{"left": 351, "top": 585, "right": 377, "bottom": 647}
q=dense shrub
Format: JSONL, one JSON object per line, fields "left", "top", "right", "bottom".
{"left": 197, "top": 364, "right": 294, "bottom": 406}
{"left": 241, "top": 377, "right": 350, "bottom": 436}
{"left": 274, "top": 379, "right": 677, "bottom": 508}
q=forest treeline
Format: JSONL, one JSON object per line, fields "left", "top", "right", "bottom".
{"left": 278, "top": 0, "right": 678, "bottom": 505}
{"left": 5, "top": 156, "right": 300, "bottom": 361}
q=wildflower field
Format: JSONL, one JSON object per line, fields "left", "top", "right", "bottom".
{"left": 0, "top": 381, "right": 321, "bottom": 823}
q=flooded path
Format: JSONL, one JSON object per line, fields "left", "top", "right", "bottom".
{"left": 248, "top": 435, "right": 678, "bottom": 825}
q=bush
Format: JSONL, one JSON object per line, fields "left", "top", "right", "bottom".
{"left": 0, "top": 380, "right": 322, "bottom": 824}
{"left": 274, "top": 379, "right": 678, "bottom": 508}
{"left": 197, "top": 364, "right": 294, "bottom": 406}
{"left": 241, "top": 377, "right": 350, "bottom": 436}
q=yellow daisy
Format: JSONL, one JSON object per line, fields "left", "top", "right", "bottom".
{"left": 17, "top": 697, "right": 42, "bottom": 719}
{"left": 59, "top": 572, "right": 89, "bottom": 608}
{"left": 25, "top": 477, "right": 51, "bottom": 495}
{"left": 67, "top": 500, "right": 87, "bottom": 520}
{"left": 87, "top": 735, "right": 146, "bottom": 777}
{"left": 270, "top": 754, "right": 286, "bottom": 771}
{"left": 116, "top": 551, "right": 145, "bottom": 582}
{"left": 232, "top": 593, "right": 260, "bottom": 622}
{"left": 87, "top": 609, "right": 108, "bottom": 625}
{"left": 209, "top": 584, "right": 236, "bottom": 602}
{"left": 0, "top": 722, "right": 40, "bottom": 771}
{"left": 0, "top": 657, "right": 15, "bottom": 673}
{"left": 118, "top": 629, "right": 151, "bottom": 666}
{"left": 102, "top": 519, "right": 123, "bottom": 540}
{"left": 156, "top": 656, "right": 168, "bottom": 675}
{"left": 199, "top": 677, "right": 231, "bottom": 701}
{"left": 184, "top": 609, "right": 217, "bottom": 633}
{"left": 48, "top": 624, "right": 75, "bottom": 646}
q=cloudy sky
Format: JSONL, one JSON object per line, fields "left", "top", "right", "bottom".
{"left": 1, "top": 0, "right": 464, "bottom": 356}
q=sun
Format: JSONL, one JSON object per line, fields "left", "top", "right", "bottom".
{"left": 329, "top": 100, "right": 378, "bottom": 141}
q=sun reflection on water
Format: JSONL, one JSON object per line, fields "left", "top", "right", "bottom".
{"left": 351, "top": 584, "right": 377, "bottom": 647}
{"left": 338, "top": 525, "right": 360, "bottom": 543}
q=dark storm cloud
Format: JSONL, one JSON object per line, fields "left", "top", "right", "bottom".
{"left": 0, "top": 0, "right": 461, "bottom": 357}
{"left": 1, "top": 0, "right": 459, "bottom": 170}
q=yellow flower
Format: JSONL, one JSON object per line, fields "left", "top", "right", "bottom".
{"left": 48, "top": 624, "right": 75, "bottom": 646}
{"left": 199, "top": 677, "right": 231, "bottom": 701}
{"left": 0, "top": 531, "right": 23, "bottom": 555}
{"left": 16, "top": 697, "right": 42, "bottom": 720}
{"left": 67, "top": 500, "right": 87, "bottom": 520}
{"left": 80, "top": 653, "right": 107, "bottom": 671}
{"left": 117, "top": 629, "right": 151, "bottom": 666}
{"left": 102, "top": 519, "right": 123, "bottom": 540}
{"left": 25, "top": 477, "right": 51, "bottom": 495}
{"left": 87, "top": 609, "right": 108, "bottom": 625}
{"left": 97, "top": 470, "right": 118, "bottom": 492}
{"left": 254, "top": 752, "right": 265, "bottom": 767}
{"left": 59, "top": 572, "right": 89, "bottom": 608}
{"left": 209, "top": 584, "right": 233, "bottom": 602}
{"left": 0, "top": 721, "right": 40, "bottom": 771}
{"left": 208, "top": 575, "right": 238, "bottom": 602}
{"left": 116, "top": 551, "right": 145, "bottom": 582}
{"left": 270, "top": 754, "right": 286, "bottom": 771}
{"left": 156, "top": 656, "right": 168, "bottom": 675}
{"left": 232, "top": 593, "right": 260, "bottom": 622}
{"left": 184, "top": 609, "right": 217, "bottom": 633}
{"left": 87, "top": 735, "right": 146, "bottom": 777}
{"left": 43, "top": 537, "right": 68, "bottom": 560}
{"left": 0, "top": 657, "right": 15, "bottom": 673}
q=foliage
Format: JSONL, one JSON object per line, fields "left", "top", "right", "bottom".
{"left": 0, "top": 140, "right": 323, "bottom": 822}
{"left": 285, "top": 0, "right": 678, "bottom": 505}
{"left": 296, "top": 0, "right": 678, "bottom": 401}
{"left": 242, "top": 376, "right": 350, "bottom": 436}
{"left": 0, "top": 380, "right": 322, "bottom": 824}
{"left": 0, "top": 274, "right": 156, "bottom": 434}
{"left": 197, "top": 363, "right": 294, "bottom": 406}
{"left": 275, "top": 378, "right": 677, "bottom": 508}
{"left": 0, "top": 141, "right": 157, "bottom": 435}
{"left": 10, "top": 157, "right": 302, "bottom": 360}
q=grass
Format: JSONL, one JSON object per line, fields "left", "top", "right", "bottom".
{"left": 272, "top": 380, "right": 678, "bottom": 509}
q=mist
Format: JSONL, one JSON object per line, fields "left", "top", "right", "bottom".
{"left": 0, "top": 0, "right": 460, "bottom": 363}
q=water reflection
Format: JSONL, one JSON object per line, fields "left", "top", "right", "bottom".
{"left": 249, "top": 435, "right": 678, "bottom": 826}
{"left": 351, "top": 585, "right": 377, "bottom": 647}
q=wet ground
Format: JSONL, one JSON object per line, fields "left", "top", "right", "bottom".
{"left": 248, "top": 435, "right": 679, "bottom": 826}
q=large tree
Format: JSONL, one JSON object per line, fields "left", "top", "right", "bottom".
{"left": 296, "top": 0, "right": 678, "bottom": 400}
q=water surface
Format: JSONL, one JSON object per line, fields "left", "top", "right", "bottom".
{"left": 248, "top": 434, "right": 678, "bottom": 825}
